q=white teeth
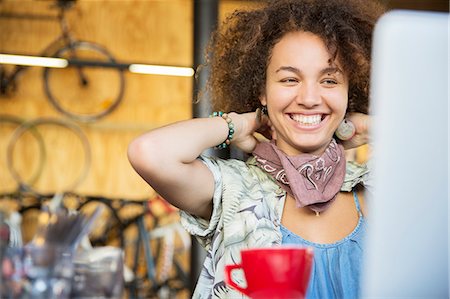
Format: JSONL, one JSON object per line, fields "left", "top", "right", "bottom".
{"left": 291, "top": 114, "right": 322, "bottom": 125}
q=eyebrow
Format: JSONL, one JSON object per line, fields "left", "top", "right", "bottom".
{"left": 275, "top": 66, "right": 344, "bottom": 77}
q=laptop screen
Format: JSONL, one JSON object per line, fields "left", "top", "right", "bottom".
{"left": 361, "top": 10, "right": 449, "bottom": 298}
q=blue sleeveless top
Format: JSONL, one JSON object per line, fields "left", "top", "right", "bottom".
{"left": 281, "top": 191, "right": 366, "bottom": 299}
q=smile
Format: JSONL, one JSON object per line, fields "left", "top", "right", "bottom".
{"left": 290, "top": 114, "right": 323, "bottom": 126}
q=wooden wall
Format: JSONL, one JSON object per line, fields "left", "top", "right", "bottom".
{"left": 0, "top": 0, "right": 194, "bottom": 199}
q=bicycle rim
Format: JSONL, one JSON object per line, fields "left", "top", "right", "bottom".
{"left": 43, "top": 41, "right": 125, "bottom": 122}
{"left": 7, "top": 117, "right": 91, "bottom": 194}
{"left": 1, "top": 115, "right": 46, "bottom": 193}
{"left": 76, "top": 196, "right": 124, "bottom": 248}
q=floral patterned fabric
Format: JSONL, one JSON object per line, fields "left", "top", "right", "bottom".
{"left": 180, "top": 155, "right": 371, "bottom": 299}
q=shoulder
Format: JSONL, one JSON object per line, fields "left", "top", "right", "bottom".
{"left": 200, "top": 154, "right": 281, "bottom": 214}
{"left": 199, "top": 154, "right": 271, "bottom": 183}
{"left": 199, "top": 154, "right": 248, "bottom": 171}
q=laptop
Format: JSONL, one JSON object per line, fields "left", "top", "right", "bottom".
{"left": 361, "top": 10, "right": 449, "bottom": 298}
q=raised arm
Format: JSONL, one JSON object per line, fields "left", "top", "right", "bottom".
{"left": 127, "top": 111, "right": 263, "bottom": 219}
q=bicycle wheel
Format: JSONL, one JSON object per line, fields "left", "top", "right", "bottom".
{"left": 7, "top": 117, "right": 91, "bottom": 194}
{"left": 76, "top": 196, "right": 125, "bottom": 248}
{"left": 0, "top": 115, "right": 46, "bottom": 193}
{"left": 43, "top": 41, "right": 125, "bottom": 122}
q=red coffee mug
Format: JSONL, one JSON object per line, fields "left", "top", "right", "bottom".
{"left": 224, "top": 246, "right": 313, "bottom": 299}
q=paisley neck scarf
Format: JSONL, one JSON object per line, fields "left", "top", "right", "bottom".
{"left": 252, "top": 139, "right": 346, "bottom": 214}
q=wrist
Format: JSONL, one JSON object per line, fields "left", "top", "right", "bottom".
{"left": 210, "top": 111, "right": 235, "bottom": 149}
{"left": 226, "top": 112, "right": 251, "bottom": 144}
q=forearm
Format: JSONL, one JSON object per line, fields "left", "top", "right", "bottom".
{"left": 129, "top": 111, "right": 260, "bottom": 166}
{"left": 137, "top": 116, "right": 231, "bottom": 163}
{"left": 127, "top": 115, "right": 238, "bottom": 218}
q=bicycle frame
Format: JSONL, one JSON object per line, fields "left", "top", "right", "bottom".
{"left": 0, "top": 191, "right": 191, "bottom": 298}
{"left": 0, "top": 2, "right": 80, "bottom": 94}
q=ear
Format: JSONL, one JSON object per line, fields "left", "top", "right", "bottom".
{"left": 259, "top": 94, "right": 267, "bottom": 106}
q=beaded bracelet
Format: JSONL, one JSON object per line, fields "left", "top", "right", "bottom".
{"left": 210, "top": 111, "right": 234, "bottom": 149}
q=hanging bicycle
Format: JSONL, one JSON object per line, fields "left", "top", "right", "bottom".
{"left": 0, "top": 0, "right": 125, "bottom": 122}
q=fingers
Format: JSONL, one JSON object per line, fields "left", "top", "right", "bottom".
{"left": 271, "top": 123, "right": 277, "bottom": 140}
{"left": 255, "top": 107, "right": 263, "bottom": 125}
{"left": 339, "top": 113, "right": 371, "bottom": 149}
{"left": 231, "top": 109, "right": 275, "bottom": 153}
{"left": 254, "top": 108, "right": 274, "bottom": 141}
{"left": 346, "top": 112, "right": 370, "bottom": 135}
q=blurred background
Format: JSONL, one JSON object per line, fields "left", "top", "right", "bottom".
{"left": 0, "top": 0, "right": 448, "bottom": 298}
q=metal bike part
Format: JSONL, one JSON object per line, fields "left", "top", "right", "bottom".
{"left": 7, "top": 117, "right": 91, "bottom": 194}
{"left": 43, "top": 42, "right": 125, "bottom": 122}
{"left": 1, "top": 115, "right": 46, "bottom": 192}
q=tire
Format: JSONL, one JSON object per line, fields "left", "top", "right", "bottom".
{"left": 76, "top": 196, "right": 125, "bottom": 248}
{"left": 7, "top": 117, "right": 91, "bottom": 194}
{"left": 0, "top": 115, "right": 46, "bottom": 193}
{"left": 43, "top": 41, "right": 125, "bottom": 122}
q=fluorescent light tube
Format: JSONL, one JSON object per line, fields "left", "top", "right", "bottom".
{"left": 0, "top": 54, "right": 68, "bottom": 68}
{"left": 129, "top": 64, "right": 194, "bottom": 77}
{"left": 0, "top": 54, "right": 195, "bottom": 77}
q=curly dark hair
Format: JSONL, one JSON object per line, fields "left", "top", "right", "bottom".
{"left": 198, "top": 0, "right": 386, "bottom": 114}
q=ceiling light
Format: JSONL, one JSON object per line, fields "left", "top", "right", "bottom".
{"left": 129, "top": 64, "right": 194, "bottom": 77}
{"left": 0, "top": 54, "right": 195, "bottom": 77}
{"left": 0, "top": 54, "right": 68, "bottom": 68}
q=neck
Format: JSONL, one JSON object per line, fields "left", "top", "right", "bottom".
{"left": 253, "top": 138, "right": 346, "bottom": 213}
{"left": 274, "top": 140, "right": 330, "bottom": 157}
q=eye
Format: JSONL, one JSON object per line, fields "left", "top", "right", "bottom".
{"left": 280, "top": 77, "right": 299, "bottom": 84}
{"left": 321, "top": 78, "right": 338, "bottom": 86}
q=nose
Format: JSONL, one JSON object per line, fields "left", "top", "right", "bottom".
{"left": 296, "top": 82, "right": 321, "bottom": 108}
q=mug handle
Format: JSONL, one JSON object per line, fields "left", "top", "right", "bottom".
{"left": 224, "top": 264, "right": 250, "bottom": 296}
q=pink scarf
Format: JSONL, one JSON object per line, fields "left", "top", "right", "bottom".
{"left": 252, "top": 139, "right": 346, "bottom": 214}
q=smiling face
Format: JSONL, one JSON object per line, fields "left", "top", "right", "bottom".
{"left": 260, "top": 31, "right": 349, "bottom": 156}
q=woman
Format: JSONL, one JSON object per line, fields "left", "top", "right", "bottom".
{"left": 128, "top": 0, "right": 385, "bottom": 298}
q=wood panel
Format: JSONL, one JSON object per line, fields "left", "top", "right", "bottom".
{"left": 0, "top": 0, "right": 193, "bottom": 198}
